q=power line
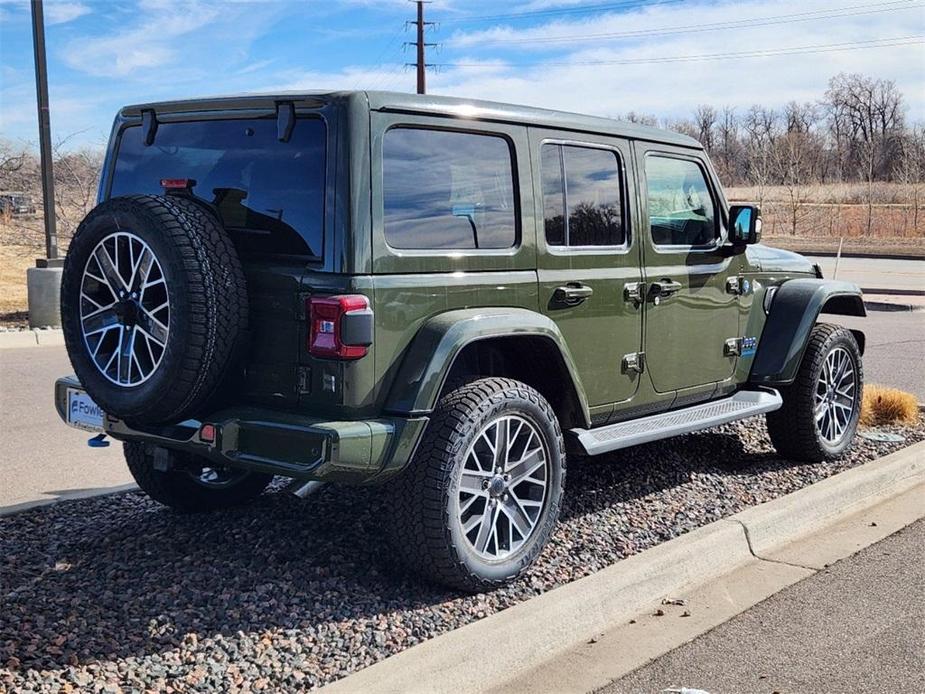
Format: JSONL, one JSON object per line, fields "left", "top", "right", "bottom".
{"left": 436, "top": 35, "right": 925, "bottom": 68}
{"left": 464, "top": 0, "right": 922, "bottom": 46}
{"left": 440, "top": 0, "right": 687, "bottom": 24}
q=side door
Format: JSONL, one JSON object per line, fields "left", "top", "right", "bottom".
{"left": 635, "top": 145, "right": 740, "bottom": 394}
{"left": 531, "top": 129, "right": 644, "bottom": 422}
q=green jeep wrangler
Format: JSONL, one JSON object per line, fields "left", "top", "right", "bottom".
{"left": 56, "top": 91, "right": 865, "bottom": 591}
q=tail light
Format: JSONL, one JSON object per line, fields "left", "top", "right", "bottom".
{"left": 307, "top": 295, "right": 373, "bottom": 359}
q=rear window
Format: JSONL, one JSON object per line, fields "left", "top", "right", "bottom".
{"left": 110, "top": 117, "right": 326, "bottom": 257}
{"left": 382, "top": 128, "right": 517, "bottom": 250}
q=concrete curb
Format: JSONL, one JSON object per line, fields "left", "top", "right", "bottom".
{"left": 0, "top": 483, "right": 139, "bottom": 518}
{"left": 0, "top": 328, "right": 64, "bottom": 349}
{"left": 864, "top": 300, "right": 923, "bottom": 312}
{"left": 322, "top": 440, "right": 925, "bottom": 694}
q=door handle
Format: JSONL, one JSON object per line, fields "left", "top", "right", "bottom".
{"left": 553, "top": 283, "right": 594, "bottom": 305}
{"left": 648, "top": 279, "right": 683, "bottom": 302}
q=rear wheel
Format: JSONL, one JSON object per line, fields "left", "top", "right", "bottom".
{"left": 387, "top": 378, "right": 565, "bottom": 592}
{"left": 124, "top": 442, "right": 272, "bottom": 512}
{"left": 767, "top": 323, "right": 863, "bottom": 462}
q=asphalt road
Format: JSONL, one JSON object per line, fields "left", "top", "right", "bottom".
{"left": 606, "top": 519, "right": 925, "bottom": 694}
{"left": 0, "top": 307, "right": 921, "bottom": 512}
{"left": 0, "top": 346, "right": 128, "bottom": 513}
{"left": 807, "top": 255, "right": 925, "bottom": 293}
{"left": 833, "top": 310, "right": 925, "bottom": 402}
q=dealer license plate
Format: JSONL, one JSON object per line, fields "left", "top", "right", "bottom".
{"left": 66, "top": 388, "right": 105, "bottom": 431}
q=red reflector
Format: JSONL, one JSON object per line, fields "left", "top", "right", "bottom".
{"left": 308, "top": 294, "right": 369, "bottom": 360}
{"left": 199, "top": 423, "right": 216, "bottom": 443}
{"left": 160, "top": 178, "right": 195, "bottom": 190}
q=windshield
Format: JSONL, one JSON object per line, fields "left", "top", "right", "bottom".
{"left": 110, "top": 117, "right": 326, "bottom": 257}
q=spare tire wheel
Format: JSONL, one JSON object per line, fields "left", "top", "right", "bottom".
{"left": 60, "top": 194, "right": 247, "bottom": 425}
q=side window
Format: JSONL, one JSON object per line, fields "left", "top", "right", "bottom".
{"left": 383, "top": 128, "right": 517, "bottom": 250}
{"left": 541, "top": 143, "right": 625, "bottom": 247}
{"left": 645, "top": 155, "right": 717, "bottom": 247}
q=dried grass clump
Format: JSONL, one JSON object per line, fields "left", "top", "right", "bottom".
{"left": 860, "top": 385, "right": 920, "bottom": 427}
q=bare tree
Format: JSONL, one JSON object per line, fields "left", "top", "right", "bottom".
{"left": 742, "top": 106, "right": 779, "bottom": 208}
{"left": 825, "top": 73, "right": 906, "bottom": 234}
{"left": 895, "top": 125, "right": 925, "bottom": 234}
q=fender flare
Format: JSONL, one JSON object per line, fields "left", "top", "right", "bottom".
{"left": 383, "top": 307, "right": 591, "bottom": 427}
{"left": 750, "top": 278, "right": 866, "bottom": 386}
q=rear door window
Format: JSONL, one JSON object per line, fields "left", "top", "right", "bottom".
{"left": 541, "top": 143, "right": 625, "bottom": 247}
{"left": 110, "top": 117, "right": 326, "bottom": 257}
{"left": 382, "top": 128, "right": 517, "bottom": 250}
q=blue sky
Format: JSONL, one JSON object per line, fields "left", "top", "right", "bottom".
{"left": 2, "top": 0, "right": 924, "bottom": 149}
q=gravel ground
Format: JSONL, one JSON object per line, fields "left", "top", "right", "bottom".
{"left": 2, "top": 417, "right": 923, "bottom": 692}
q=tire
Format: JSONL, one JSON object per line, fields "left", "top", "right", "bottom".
{"left": 386, "top": 377, "right": 565, "bottom": 592}
{"left": 766, "top": 323, "right": 863, "bottom": 462}
{"left": 61, "top": 194, "right": 247, "bottom": 425}
{"left": 124, "top": 442, "right": 272, "bottom": 512}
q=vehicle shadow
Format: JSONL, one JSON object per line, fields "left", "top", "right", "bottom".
{"left": 0, "top": 425, "right": 824, "bottom": 677}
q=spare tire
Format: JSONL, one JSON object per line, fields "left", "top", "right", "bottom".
{"left": 61, "top": 194, "right": 247, "bottom": 424}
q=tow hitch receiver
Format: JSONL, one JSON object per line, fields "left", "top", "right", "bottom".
{"left": 88, "top": 433, "right": 110, "bottom": 448}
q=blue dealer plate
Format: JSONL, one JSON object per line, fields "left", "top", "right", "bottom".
{"left": 66, "top": 388, "right": 105, "bottom": 431}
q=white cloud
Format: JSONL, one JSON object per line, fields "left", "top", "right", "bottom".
{"left": 434, "top": 0, "right": 925, "bottom": 122}
{"left": 45, "top": 1, "right": 90, "bottom": 24}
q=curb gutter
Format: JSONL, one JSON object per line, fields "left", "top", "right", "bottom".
{"left": 321, "top": 441, "right": 925, "bottom": 694}
{"left": 0, "top": 328, "right": 63, "bottom": 349}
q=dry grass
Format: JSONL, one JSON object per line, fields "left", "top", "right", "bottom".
{"left": 726, "top": 182, "right": 921, "bottom": 205}
{"left": 0, "top": 243, "right": 42, "bottom": 317}
{"left": 860, "top": 384, "right": 921, "bottom": 427}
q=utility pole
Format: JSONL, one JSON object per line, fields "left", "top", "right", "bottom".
{"left": 30, "top": 0, "right": 58, "bottom": 264}
{"left": 406, "top": 1, "right": 435, "bottom": 94}
{"left": 27, "top": 0, "right": 63, "bottom": 329}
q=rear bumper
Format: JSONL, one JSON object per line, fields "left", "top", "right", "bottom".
{"left": 54, "top": 376, "right": 427, "bottom": 484}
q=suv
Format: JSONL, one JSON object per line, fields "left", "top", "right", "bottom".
{"left": 56, "top": 91, "right": 865, "bottom": 591}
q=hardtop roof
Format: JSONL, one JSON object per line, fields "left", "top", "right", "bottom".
{"left": 120, "top": 90, "right": 701, "bottom": 149}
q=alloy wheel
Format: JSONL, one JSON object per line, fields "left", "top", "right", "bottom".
{"left": 456, "top": 414, "right": 549, "bottom": 560}
{"left": 79, "top": 231, "right": 169, "bottom": 386}
{"left": 814, "top": 345, "right": 857, "bottom": 445}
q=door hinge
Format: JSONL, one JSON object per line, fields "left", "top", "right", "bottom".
{"left": 623, "top": 282, "right": 644, "bottom": 307}
{"left": 726, "top": 276, "right": 753, "bottom": 296}
{"left": 724, "top": 337, "right": 743, "bottom": 356}
{"left": 622, "top": 351, "right": 645, "bottom": 374}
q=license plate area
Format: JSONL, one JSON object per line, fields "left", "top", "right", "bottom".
{"left": 66, "top": 388, "right": 105, "bottom": 431}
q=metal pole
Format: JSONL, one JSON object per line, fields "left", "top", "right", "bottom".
{"left": 30, "top": 0, "right": 58, "bottom": 263}
{"left": 416, "top": 1, "right": 425, "bottom": 95}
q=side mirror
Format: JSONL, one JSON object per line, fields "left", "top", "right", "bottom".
{"left": 728, "top": 204, "right": 761, "bottom": 246}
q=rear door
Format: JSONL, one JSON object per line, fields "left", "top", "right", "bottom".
{"left": 530, "top": 129, "right": 643, "bottom": 419}
{"left": 635, "top": 145, "right": 739, "bottom": 393}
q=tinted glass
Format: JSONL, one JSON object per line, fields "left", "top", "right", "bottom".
{"left": 541, "top": 145, "right": 565, "bottom": 246}
{"left": 383, "top": 128, "right": 516, "bottom": 250}
{"left": 564, "top": 146, "right": 624, "bottom": 246}
{"left": 541, "top": 143, "right": 624, "bottom": 247}
{"left": 111, "top": 118, "right": 326, "bottom": 256}
{"left": 646, "top": 155, "right": 716, "bottom": 247}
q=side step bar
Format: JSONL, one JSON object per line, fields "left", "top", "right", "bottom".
{"left": 571, "top": 389, "right": 782, "bottom": 456}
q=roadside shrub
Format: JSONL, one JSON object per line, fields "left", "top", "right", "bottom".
{"left": 860, "top": 384, "right": 920, "bottom": 427}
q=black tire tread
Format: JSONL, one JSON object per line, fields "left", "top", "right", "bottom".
{"left": 124, "top": 442, "right": 271, "bottom": 512}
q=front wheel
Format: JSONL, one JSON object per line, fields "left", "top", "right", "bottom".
{"left": 124, "top": 442, "right": 272, "bottom": 512}
{"left": 767, "top": 323, "right": 863, "bottom": 462}
{"left": 387, "top": 378, "right": 565, "bottom": 592}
